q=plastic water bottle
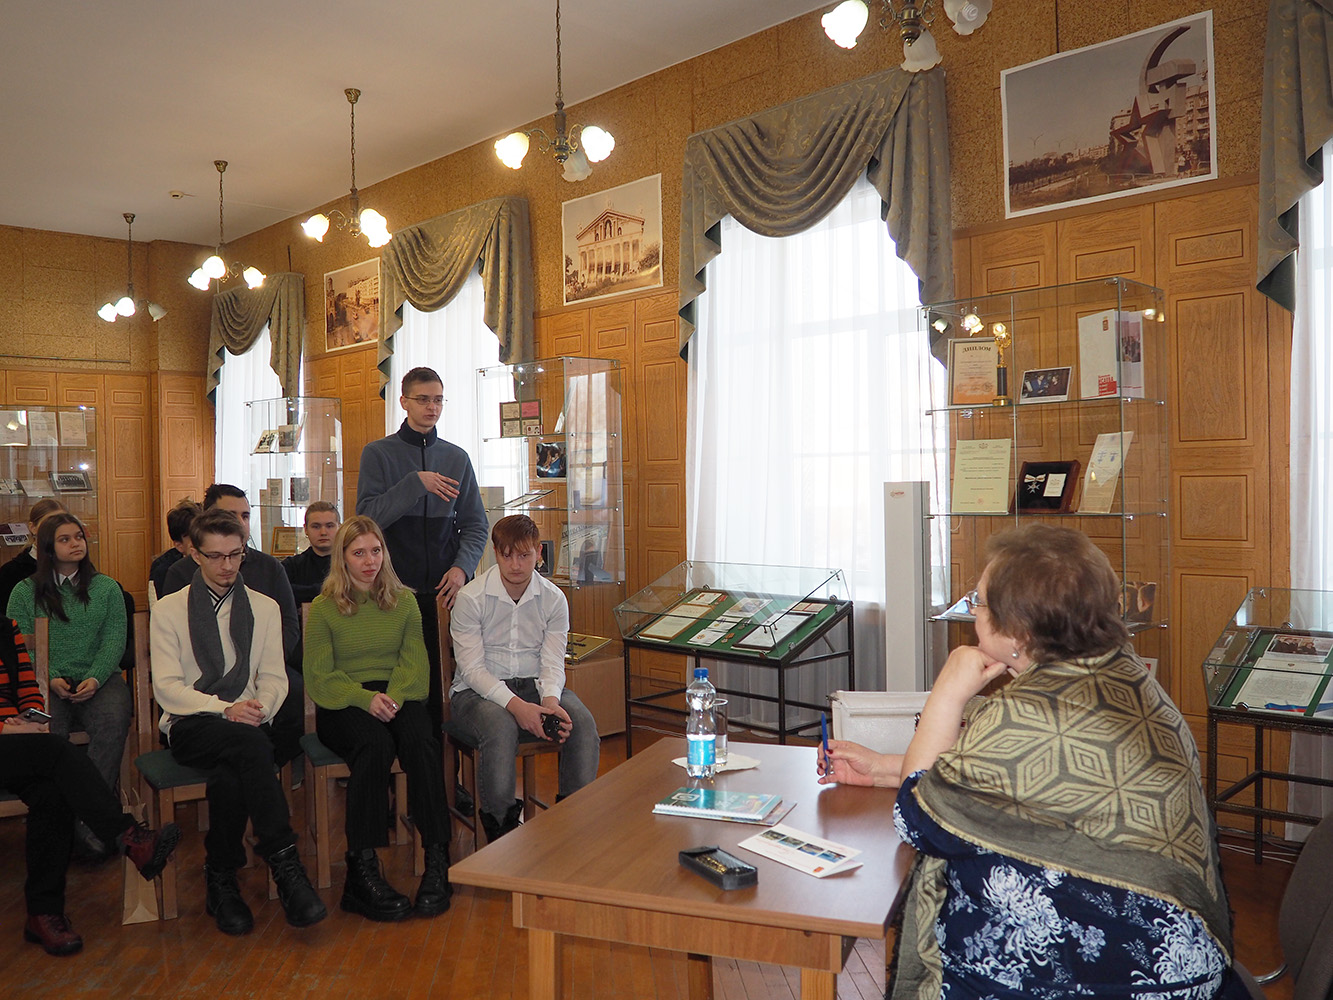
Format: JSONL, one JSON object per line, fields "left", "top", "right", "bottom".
{"left": 685, "top": 666, "right": 717, "bottom": 778}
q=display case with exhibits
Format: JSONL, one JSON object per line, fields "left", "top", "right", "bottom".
{"left": 921, "top": 277, "right": 1169, "bottom": 684}
{"left": 474, "top": 357, "right": 625, "bottom": 591}
{"left": 614, "top": 560, "right": 854, "bottom": 751}
{"left": 0, "top": 406, "right": 100, "bottom": 565}
{"left": 246, "top": 397, "right": 343, "bottom": 557}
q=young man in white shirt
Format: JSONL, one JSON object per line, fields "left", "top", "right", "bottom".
{"left": 449, "top": 514, "right": 599, "bottom": 841}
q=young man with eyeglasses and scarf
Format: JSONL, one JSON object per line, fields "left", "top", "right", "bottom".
{"left": 150, "top": 507, "right": 325, "bottom": 936}
{"left": 356, "top": 366, "right": 489, "bottom": 730}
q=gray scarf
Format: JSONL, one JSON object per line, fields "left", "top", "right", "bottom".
{"left": 187, "top": 567, "right": 254, "bottom": 702}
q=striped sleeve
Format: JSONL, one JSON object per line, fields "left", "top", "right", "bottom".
{"left": 0, "top": 618, "right": 45, "bottom": 717}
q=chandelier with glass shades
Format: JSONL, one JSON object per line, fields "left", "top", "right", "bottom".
{"left": 821, "top": 0, "right": 991, "bottom": 72}
{"left": 302, "top": 88, "right": 391, "bottom": 248}
{"left": 188, "top": 161, "right": 265, "bottom": 291}
{"left": 98, "top": 213, "right": 166, "bottom": 323}
{"left": 494, "top": 0, "right": 614, "bottom": 182}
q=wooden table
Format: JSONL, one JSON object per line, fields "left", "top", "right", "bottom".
{"left": 449, "top": 739, "right": 913, "bottom": 1000}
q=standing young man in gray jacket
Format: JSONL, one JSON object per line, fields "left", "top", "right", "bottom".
{"left": 356, "top": 366, "right": 489, "bottom": 728}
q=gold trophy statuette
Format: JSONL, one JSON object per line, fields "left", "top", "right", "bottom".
{"left": 992, "top": 323, "right": 1012, "bottom": 406}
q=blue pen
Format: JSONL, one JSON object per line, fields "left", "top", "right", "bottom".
{"left": 820, "top": 712, "right": 831, "bottom": 764}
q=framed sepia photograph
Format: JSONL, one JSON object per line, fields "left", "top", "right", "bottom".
{"left": 562, "top": 173, "right": 664, "bottom": 305}
{"left": 1012, "top": 460, "right": 1080, "bottom": 513}
{"left": 49, "top": 471, "right": 91, "bottom": 493}
{"left": 324, "top": 258, "right": 381, "bottom": 352}
{"left": 1002, "top": 12, "right": 1215, "bottom": 218}
{"left": 270, "top": 525, "right": 299, "bottom": 558}
{"left": 947, "top": 338, "right": 998, "bottom": 407}
{"left": 1020, "top": 366, "right": 1073, "bottom": 403}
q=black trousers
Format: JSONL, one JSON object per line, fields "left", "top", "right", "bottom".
{"left": 414, "top": 591, "right": 444, "bottom": 733}
{"left": 0, "top": 733, "right": 133, "bottom": 915}
{"left": 270, "top": 666, "right": 304, "bottom": 766}
{"left": 168, "top": 715, "right": 296, "bottom": 870}
{"left": 315, "top": 695, "right": 450, "bottom": 853}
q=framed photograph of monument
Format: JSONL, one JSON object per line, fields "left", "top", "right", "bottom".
{"left": 324, "top": 258, "right": 381, "bottom": 352}
{"left": 1002, "top": 11, "right": 1215, "bottom": 218}
{"left": 561, "top": 173, "right": 663, "bottom": 305}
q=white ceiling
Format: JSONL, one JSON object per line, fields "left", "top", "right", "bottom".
{"left": 1, "top": 0, "right": 829, "bottom": 246}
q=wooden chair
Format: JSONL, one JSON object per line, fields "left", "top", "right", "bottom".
{"left": 437, "top": 603, "right": 559, "bottom": 851}
{"left": 300, "top": 603, "right": 423, "bottom": 889}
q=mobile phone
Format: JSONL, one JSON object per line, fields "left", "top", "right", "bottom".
{"left": 541, "top": 712, "right": 563, "bottom": 740}
{"left": 20, "top": 707, "right": 52, "bottom": 724}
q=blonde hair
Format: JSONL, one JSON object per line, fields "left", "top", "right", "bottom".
{"left": 320, "top": 515, "right": 410, "bottom": 615}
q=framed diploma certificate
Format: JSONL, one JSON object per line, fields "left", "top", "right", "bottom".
{"left": 947, "top": 338, "right": 998, "bottom": 407}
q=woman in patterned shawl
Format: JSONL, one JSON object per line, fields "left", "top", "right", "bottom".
{"left": 820, "top": 524, "right": 1245, "bottom": 1000}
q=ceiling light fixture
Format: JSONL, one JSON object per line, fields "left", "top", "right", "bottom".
{"left": 99, "top": 213, "right": 167, "bottom": 323}
{"left": 494, "top": 0, "right": 614, "bottom": 182}
{"left": 821, "top": 0, "right": 990, "bottom": 72}
{"left": 302, "top": 88, "right": 391, "bottom": 248}
{"left": 188, "top": 161, "right": 265, "bottom": 291}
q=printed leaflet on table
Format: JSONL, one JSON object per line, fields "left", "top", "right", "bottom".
{"left": 738, "top": 823, "right": 863, "bottom": 878}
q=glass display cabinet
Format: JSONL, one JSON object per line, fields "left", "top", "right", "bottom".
{"left": 0, "top": 406, "right": 99, "bottom": 565}
{"left": 1203, "top": 586, "right": 1333, "bottom": 859}
{"left": 614, "top": 560, "right": 854, "bottom": 752}
{"left": 246, "top": 396, "right": 343, "bottom": 557}
{"left": 920, "top": 277, "right": 1170, "bottom": 685}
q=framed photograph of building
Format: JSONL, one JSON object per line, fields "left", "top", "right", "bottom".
{"left": 562, "top": 174, "right": 663, "bottom": 305}
{"left": 324, "top": 258, "right": 381, "bottom": 352}
{"left": 1002, "top": 12, "right": 1215, "bottom": 218}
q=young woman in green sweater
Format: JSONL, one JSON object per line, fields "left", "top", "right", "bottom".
{"left": 6, "top": 513, "right": 131, "bottom": 812}
{"left": 304, "top": 515, "right": 452, "bottom": 921}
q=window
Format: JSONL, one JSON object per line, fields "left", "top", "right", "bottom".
{"left": 214, "top": 324, "right": 284, "bottom": 501}
{"left": 688, "top": 175, "right": 945, "bottom": 704}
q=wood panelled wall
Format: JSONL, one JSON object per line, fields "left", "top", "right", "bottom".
{"left": 0, "top": 368, "right": 211, "bottom": 602}
{"left": 956, "top": 177, "right": 1291, "bottom": 807}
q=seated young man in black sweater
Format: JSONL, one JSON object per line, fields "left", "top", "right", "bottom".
{"left": 149, "top": 498, "right": 201, "bottom": 604}
{"left": 281, "top": 502, "right": 339, "bottom": 606}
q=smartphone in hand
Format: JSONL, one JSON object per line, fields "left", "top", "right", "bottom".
{"left": 20, "top": 707, "right": 52, "bottom": 724}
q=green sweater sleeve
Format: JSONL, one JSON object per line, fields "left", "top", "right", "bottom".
{"left": 87, "top": 576, "right": 127, "bottom": 686}
{"left": 303, "top": 596, "right": 376, "bottom": 712}
{"left": 6, "top": 578, "right": 35, "bottom": 635}
{"left": 385, "top": 597, "right": 429, "bottom": 708}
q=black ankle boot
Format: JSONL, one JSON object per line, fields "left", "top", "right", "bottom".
{"left": 415, "top": 843, "right": 452, "bottom": 917}
{"left": 205, "top": 864, "right": 254, "bottom": 936}
{"left": 267, "top": 845, "right": 327, "bottom": 928}
{"left": 341, "top": 848, "right": 412, "bottom": 922}
{"left": 480, "top": 799, "right": 524, "bottom": 843}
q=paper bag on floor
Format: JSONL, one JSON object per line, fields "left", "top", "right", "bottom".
{"left": 121, "top": 788, "right": 160, "bottom": 924}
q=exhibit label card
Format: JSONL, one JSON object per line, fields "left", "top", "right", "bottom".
{"left": 951, "top": 438, "right": 1012, "bottom": 513}
{"left": 1078, "top": 431, "right": 1133, "bottom": 513}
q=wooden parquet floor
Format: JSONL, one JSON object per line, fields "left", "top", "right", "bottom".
{"left": 0, "top": 734, "right": 1292, "bottom": 999}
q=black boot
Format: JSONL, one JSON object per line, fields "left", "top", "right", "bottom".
{"left": 341, "top": 848, "right": 412, "bottom": 922}
{"left": 267, "top": 845, "right": 327, "bottom": 928}
{"left": 205, "top": 864, "right": 254, "bottom": 936}
{"left": 415, "top": 843, "right": 452, "bottom": 916}
{"left": 500, "top": 799, "right": 523, "bottom": 836}
{"left": 481, "top": 799, "right": 524, "bottom": 843}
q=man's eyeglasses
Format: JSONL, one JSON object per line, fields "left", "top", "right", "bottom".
{"left": 963, "top": 589, "right": 987, "bottom": 613}
{"left": 405, "top": 395, "right": 445, "bottom": 407}
{"left": 199, "top": 549, "right": 245, "bottom": 565}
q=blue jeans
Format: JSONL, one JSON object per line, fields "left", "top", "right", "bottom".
{"left": 47, "top": 671, "right": 132, "bottom": 792}
{"left": 450, "top": 679, "right": 600, "bottom": 821}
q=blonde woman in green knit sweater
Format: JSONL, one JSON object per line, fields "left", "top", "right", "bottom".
{"left": 304, "top": 515, "right": 452, "bottom": 922}
{"left": 7, "top": 514, "right": 131, "bottom": 815}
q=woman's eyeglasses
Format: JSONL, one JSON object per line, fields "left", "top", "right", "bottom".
{"left": 963, "top": 589, "right": 987, "bottom": 613}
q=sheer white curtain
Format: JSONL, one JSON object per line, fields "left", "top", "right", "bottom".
{"left": 1290, "top": 140, "right": 1333, "bottom": 831}
{"left": 687, "top": 175, "right": 944, "bottom": 726}
{"left": 386, "top": 269, "right": 501, "bottom": 467}
{"left": 215, "top": 324, "right": 283, "bottom": 498}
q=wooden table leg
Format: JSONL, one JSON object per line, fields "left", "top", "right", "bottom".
{"left": 528, "top": 928, "right": 560, "bottom": 1000}
{"left": 686, "top": 953, "right": 713, "bottom": 999}
{"left": 800, "top": 969, "right": 837, "bottom": 1000}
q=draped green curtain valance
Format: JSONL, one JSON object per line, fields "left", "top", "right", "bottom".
{"left": 679, "top": 66, "right": 953, "bottom": 358}
{"left": 377, "top": 195, "right": 534, "bottom": 396}
{"left": 1257, "top": 0, "right": 1333, "bottom": 309}
{"left": 206, "top": 271, "right": 305, "bottom": 401}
